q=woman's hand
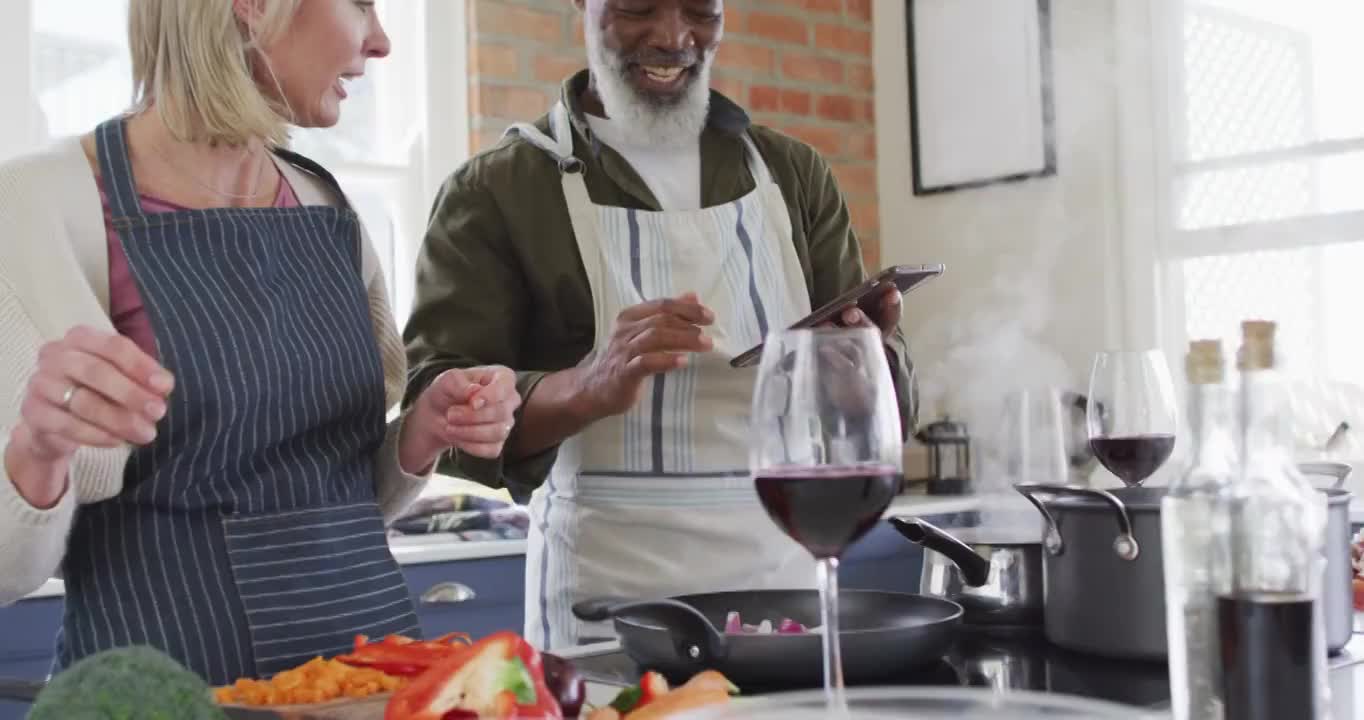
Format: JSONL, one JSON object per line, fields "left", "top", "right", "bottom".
{"left": 398, "top": 366, "right": 522, "bottom": 475}
{"left": 5, "top": 326, "right": 174, "bottom": 508}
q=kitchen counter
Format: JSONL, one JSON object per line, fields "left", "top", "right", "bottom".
{"left": 18, "top": 492, "right": 984, "bottom": 603}
{"left": 20, "top": 534, "right": 529, "bottom": 602}
{"left": 884, "top": 493, "right": 983, "bottom": 519}
{"left": 21, "top": 486, "right": 1351, "bottom": 602}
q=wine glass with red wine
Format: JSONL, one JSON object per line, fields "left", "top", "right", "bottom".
{"left": 750, "top": 327, "right": 904, "bottom": 705}
{"left": 1086, "top": 350, "right": 1178, "bottom": 487}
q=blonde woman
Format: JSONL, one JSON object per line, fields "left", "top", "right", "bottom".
{"left": 0, "top": 0, "right": 520, "bottom": 683}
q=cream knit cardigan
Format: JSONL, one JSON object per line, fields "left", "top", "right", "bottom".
{"left": 0, "top": 137, "right": 431, "bottom": 606}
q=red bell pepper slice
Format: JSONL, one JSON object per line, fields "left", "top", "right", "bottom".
{"left": 384, "top": 632, "right": 562, "bottom": 720}
{"left": 606, "top": 671, "right": 670, "bottom": 714}
{"left": 336, "top": 633, "right": 471, "bottom": 678}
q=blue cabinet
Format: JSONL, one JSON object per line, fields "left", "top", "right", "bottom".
{"left": 0, "top": 596, "right": 61, "bottom": 720}
{"left": 839, "top": 512, "right": 972, "bottom": 595}
{"left": 402, "top": 555, "right": 527, "bottom": 641}
{"left": 840, "top": 519, "right": 922, "bottom": 594}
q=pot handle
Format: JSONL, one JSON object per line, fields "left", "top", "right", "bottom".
{"left": 888, "top": 517, "right": 992, "bottom": 586}
{"left": 1298, "top": 461, "right": 1352, "bottom": 490}
{"left": 1012, "top": 484, "right": 1066, "bottom": 557}
{"left": 1013, "top": 483, "right": 1141, "bottom": 561}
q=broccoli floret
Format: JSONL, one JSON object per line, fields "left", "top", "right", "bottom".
{"left": 29, "top": 645, "right": 227, "bottom": 720}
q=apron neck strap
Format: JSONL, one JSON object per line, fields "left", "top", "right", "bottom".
{"left": 501, "top": 102, "right": 582, "bottom": 174}
{"left": 94, "top": 117, "right": 145, "bottom": 220}
{"left": 739, "top": 132, "right": 773, "bottom": 186}
{"left": 271, "top": 147, "right": 354, "bottom": 210}
{"left": 509, "top": 101, "right": 774, "bottom": 186}
{"left": 548, "top": 102, "right": 576, "bottom": 158}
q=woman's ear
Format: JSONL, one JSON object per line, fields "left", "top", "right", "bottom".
{"left": 231, "top": 0, "right": 266, "bottom": 31}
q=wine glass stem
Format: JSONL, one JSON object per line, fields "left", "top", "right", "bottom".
{"left": 817, "top": 556, "right": 847, "bottom": 709}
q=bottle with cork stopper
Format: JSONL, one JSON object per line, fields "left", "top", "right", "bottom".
{"left": 1162, "top": 338, "right": 1235, "bottom": 720}
{"left": 1219, "top": 320, "right": 1331, "bottom": 719}
{"left": 1237, "top": 319, "right": 1276, "bottom": 372}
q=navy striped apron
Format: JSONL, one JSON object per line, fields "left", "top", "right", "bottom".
{"left": 55, "top": 118, "right": 420, "bottom": 685}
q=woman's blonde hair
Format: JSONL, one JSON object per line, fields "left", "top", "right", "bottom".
{"left": 128, "top": 0, "right": 301, "bottom": 147}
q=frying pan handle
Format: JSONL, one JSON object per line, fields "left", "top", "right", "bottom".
{"left": 571, "top": 597, "right": 729, "bottom": 666}
{"left": 1014, "top": 483, "right": 1141, "bottom": 561}
{"left": 888, "top": 517, "right": 991, "bottom": 586}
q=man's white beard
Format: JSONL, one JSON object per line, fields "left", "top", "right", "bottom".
{"left": 585, "top": 24, "right": 713, "bottom": 149}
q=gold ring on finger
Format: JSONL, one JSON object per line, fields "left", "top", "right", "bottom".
{"left": 60, "top": 385, "right": 79, "bottom": 411}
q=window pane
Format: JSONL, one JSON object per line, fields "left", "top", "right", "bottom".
{"left": 1180, "top": 0, "right": 1364, "bottom": 162}
{"left": 1177, "top": 241, "right": 1364, "bottom": 454}
{"left": 1175, "top": 1, "right": 1364, "bottom": 230}
{"left": 28, "top": 0, "right": 422, "bottom": 166}
{"left": 353, "top": 191, "right": 396, "bottom": 289}
{"left": 31, "top": 0, "right": 132, "bottom": 139}
{"left": 333, "top": 176, "right": 407, "bottom": 299}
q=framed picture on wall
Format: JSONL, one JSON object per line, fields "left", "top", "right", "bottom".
{"left": 907, "top": 0, "right": 1056, "bottom": 195}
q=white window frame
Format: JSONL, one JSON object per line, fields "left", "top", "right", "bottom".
{"left": 1114, "top": 0, "right": 1181, "bottom": 356}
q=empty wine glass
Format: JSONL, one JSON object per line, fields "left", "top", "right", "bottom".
{"left": 1086, "top": 350, "right": 1179, "bottom": 487}
{"left": 999, "top": 388, "right": 1073, "bottom": 487}
{"left": 750, "top": 327, "right": 904, "bottom": 707}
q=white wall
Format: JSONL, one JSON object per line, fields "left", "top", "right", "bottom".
{"left": 874, "top": 0, "right": 1127, "bottom": 486}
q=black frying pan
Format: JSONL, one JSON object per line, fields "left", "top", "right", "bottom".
{"left": 573, "top": 589, "right": 962, "bottom": 688}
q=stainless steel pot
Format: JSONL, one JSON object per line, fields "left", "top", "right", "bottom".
{"left": 1015, "top": 468, "right": 1353, "bottom": 661}
{"left": 889, "top": 517, "right": 1044, "bottom": 627}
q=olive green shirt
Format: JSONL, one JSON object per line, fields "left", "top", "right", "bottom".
{"left": 404, "top": 71, "right": 916, "bottom": 500}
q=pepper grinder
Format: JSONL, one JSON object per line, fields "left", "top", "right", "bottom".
{"left": 915, "top": 417, "right": 972, "bottom": 496}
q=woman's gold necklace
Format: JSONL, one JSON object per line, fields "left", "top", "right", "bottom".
{"left": 147, "top": 137, "right": 275, "bottom": 202}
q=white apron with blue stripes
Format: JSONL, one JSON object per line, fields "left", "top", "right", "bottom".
{"left": 55, "top": 119, "right": 420, "bottom": 685}
{"left": 507, "top": 103, "right": 818, "bottom": 650}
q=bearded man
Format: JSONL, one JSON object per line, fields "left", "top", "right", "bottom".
{"left": 402, "top": 0, "right": 917, "bottom": 650}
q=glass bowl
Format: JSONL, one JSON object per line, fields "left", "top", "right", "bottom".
{"left": 672, "top": 686, "right": 1161, "bottom": 719}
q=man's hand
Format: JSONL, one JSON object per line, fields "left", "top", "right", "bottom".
{"left": 814, "top": 285, "right": 903, "bottom": 418}
{"left": 399, "top": 366, "right": 521, "bottom": 474}
{"left": 831, "top": 285, "right": 901, "bottom": 339}
{"left": 574, "top": 292, "right": 715, "bottom": 420}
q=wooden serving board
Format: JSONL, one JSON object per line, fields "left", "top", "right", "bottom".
{"left": 219, "top": 692, "right": 391, "bottom": 719}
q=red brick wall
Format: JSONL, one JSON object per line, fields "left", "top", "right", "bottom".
{"left": 466, "top": 0, "right": 879, "bottom": 267}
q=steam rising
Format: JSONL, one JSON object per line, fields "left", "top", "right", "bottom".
{"left": 901, "top": 8, "right": 1129, "bottom": 525}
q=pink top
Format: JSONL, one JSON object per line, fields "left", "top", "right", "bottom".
{"left": 100, "top": 177, "right": 301, "bottom": 358}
